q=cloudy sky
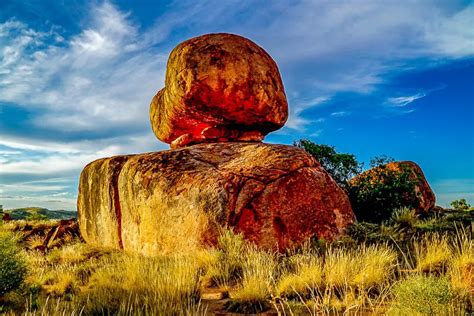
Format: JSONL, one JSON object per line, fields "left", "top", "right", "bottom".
{"left": 1, "top": 0, "right": 473, "bottom": 210}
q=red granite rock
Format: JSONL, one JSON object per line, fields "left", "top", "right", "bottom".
{"left": 77, "top": 143, "right": 354, "bottom": 255}
{"left": 150, "top": 33, "right": 288, "bottom": 148}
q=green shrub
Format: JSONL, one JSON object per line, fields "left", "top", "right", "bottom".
{"left": 450, "top": 198, "right": 471, "bottom": 211}
{"left": 26, "top": 212, "right": 48, "bottom": 221}
{"left": 294, "top": 139, "right": 362, "bottom": 188}
{"left": 0, "top": 231, "right": 27, "bottom": 296}
{"left": 348, "top": 163, "right": 420, "bottom": 223}
{"left": 389, "top": 275, "right": 457, "bottom": 315}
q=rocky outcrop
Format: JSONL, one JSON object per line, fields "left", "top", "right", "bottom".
{"left": 348, "top": 161, "right": 436, "bottom": 222}
{"left": 78, "top": 143, "right": 354, "bottom": 255}
{"left": 388, "top": 161, "right": 436, "bottom": 212}
{"left": 150, "top": 33, "right": 288, "bottom": 148}
{"left": 13, "top": 219, "right": 79, "bottom": 252}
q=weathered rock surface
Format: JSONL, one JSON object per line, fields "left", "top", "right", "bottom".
{"left": 349, "top": 161, "right": 436, "bottom": 215}
{"left": 150, "top": 33, "right": 288, "bottom": 148}
{"left": 78, "top": 143, "right": 354, "bottom": 255}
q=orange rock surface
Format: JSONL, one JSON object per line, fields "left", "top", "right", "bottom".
{"left": 77, "top": 143, "right": 354, "bottom": 255}
{"left": 150, "top": 33, "right": 288, "bottom": 148}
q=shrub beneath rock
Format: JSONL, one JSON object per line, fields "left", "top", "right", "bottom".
{"left": 348, "top": 162, "right": 423, "bottom": 223}
{"left": 0, "top": 231, "right": 27, "bottom": 296}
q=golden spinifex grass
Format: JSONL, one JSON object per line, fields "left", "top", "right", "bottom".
{"left": 0, "top": 219, "right": 472, "bottom": 315}
{"left": 415, "top": 234, "right": 452, "bottom": 273}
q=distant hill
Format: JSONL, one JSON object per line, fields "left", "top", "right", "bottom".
{"left": 4, "top": 207, "right": 77, "bottom": 220}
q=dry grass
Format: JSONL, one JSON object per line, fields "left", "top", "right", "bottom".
{"left": 1, "top": 222, "right": 472, "bottom": 315}
{"left": 81, "top": 253, "right": 203, "bottom": 315}
{"left": 352, "top": 244, "right": 398, "bottom": 289}
{"left": 448, "top": 228, "right": 474, "bottom": 310}
{"left": 277, "top": 255, "right": 323, "bottom": 297}
{"left": 415, "top": 234, "right": 452, "bottom": 273}
{"left": 323, "top": 248, "right": 356, "bottom": 289}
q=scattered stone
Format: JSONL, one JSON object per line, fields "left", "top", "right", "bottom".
{"left": 12, "top": 219, "right": 80, "bottom": 252}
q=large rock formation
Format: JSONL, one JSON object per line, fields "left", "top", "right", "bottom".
{"left": 150, "top": 33, "right": 288, "bottom": 149}
{"left": 78, "top": 33, "right": 356, "bottom": 255}
{"left": 78, "top": 143, "right": 354, "bottom": 255}
{"left": 348, "top": 161, "right": 436, "bottom": 222}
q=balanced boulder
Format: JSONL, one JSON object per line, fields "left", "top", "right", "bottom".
{"left": 78, "top": 143, "right": 354, "bottom": 255}
{"left": 150, "top": 33, "right": 288, "bottom": 148}
{"left": 348, "top": 161, "right": 436, "bottom": 222}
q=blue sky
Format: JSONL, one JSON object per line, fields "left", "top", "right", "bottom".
{"left": 0, "top": 0, "right": 473, "bottom": 211}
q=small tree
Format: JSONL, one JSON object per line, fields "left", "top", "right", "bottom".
{"left": 370, "top": 155, "right": 395, "bottom": 168}
{"left": 294, "top": 139, "right": 362, "bottom": 188}
{"left": 450, "top": 199, "right": 471, "bottom": 211}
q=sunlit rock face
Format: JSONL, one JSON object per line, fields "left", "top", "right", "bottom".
{"left": 150, "top": 33, "right": 288, "bottom": 149}
{"left": 78, "top": 143, "right": 354, "bottom": 255}
{"left": 78, "top": 33, "right": 355, "bottom": 255}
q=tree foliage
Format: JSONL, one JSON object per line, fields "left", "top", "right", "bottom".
{"left": 450, "top": 199, "right": 471, "bottom": 211}
{"left": 0, "top": 232, "right": 27, "bottom": 296}
{"left": 294, "top": 139, "right": 362, "bottom": 188}
{"left": 370, "top": 155, "right": 395, "bottom": 168}
{"left": 347, "top": 163, "right": 420, "bottom": 223}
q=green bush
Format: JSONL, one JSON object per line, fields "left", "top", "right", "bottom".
{"left": 294, "top": 139, "right": 362, "bottom": 188}
{"left": 348, "top": 163, "right": 420, "bottom": 223}
{"left": 26, "top": 212, "right": 48, "bottom": 221}
{"left": 0, "top": 231, "right": 27, "bottom": 297}
{"left": 450, "top": 198, "right": 471, "bottom": 211}
{"left": 389, "top": 275, "right": 457, "bottom": 315}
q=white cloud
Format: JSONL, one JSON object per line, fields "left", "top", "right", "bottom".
{"left": 286, "top": 96, "right": 330, "bottom": 131}
{"left": 0, "top": 194, "right": 77, "bottom": 211}
{"left": 331, "top": 111, "right": 351, "bottom": 117}
{"left": 425, "top": 5, "right": 474, "bottom": 58}
{"left": 0, "top": 133, "right": 166, "bottom": 175}
{"left": 387, "top": 93, "right": 427, "bottom": 107}
{"left": 249, "top": 1, "right": 474, "bottom": 95}
{"left": 0, "top": 3, "right": 167, "bottom": 132}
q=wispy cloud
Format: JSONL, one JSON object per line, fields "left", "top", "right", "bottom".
{"left": 0, "top": 3, "right": 167, "bottom": 133}
{"left": 330, "top": 111, "right": 351, "bottom": 117}
{"left": 387, "top": 93, "right": 427, "bottom": 107}
{"left": 286, "top": 96, "right": 330, "bottom": 131}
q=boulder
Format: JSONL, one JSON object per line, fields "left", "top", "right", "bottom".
{"left": 348, "top": 161, "right": 436, "bottom": 222}
{"left": 78, "top": 143, "right": 354, "bottom": 255}
{"left": 149, "top": 33, "right": 288, "bottom": 148}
